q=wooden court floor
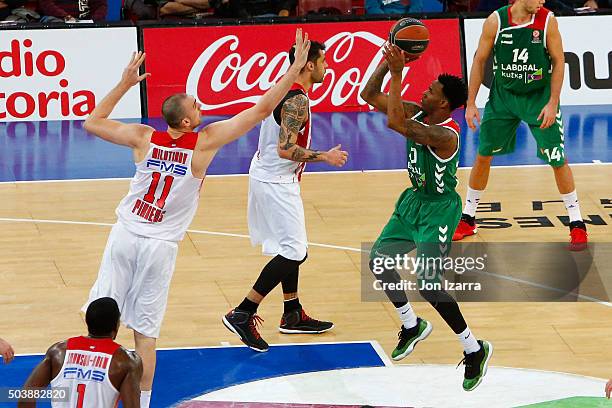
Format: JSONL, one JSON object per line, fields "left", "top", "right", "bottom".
{"left": 1, "top": 165, "right": 611, "bottom": 379}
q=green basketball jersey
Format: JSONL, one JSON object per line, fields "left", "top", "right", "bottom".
{"left": 493, "top": 5, "right": 553, "bottom": 94}
{"left": 406, "top": 111, "right": 460, "bottom": 197}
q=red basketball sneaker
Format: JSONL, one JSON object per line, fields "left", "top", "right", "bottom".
{"left": 452, "top": 215, "right": 477, "bottom": 241}
{"left": 568, "top": 221, "right": 588, "bottom": 251}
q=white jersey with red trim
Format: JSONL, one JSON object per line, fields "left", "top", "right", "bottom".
{"left": 116, "top": 131, "right": 203, "bottom": 242}
{"left": 50, "top": 336, "right": 121, "bottom": 408}
{"left": 249, "top": 84, "right": 312, "bottom": 183}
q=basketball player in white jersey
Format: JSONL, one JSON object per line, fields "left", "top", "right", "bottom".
{"left": 223, "top": 41, "right": 349, "bottom": 352}
{"left": 19, "top": 297, "right": 142, "bottom": 408}
{"left": 80, "top": 31, "right": 311, "bottom": 407}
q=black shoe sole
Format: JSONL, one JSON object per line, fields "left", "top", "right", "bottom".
{"left": 222, "top": 315, "right": 269, "bottom": 352}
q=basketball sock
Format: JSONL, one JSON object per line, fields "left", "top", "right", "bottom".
{"left": 140, "top": 390, "right": 152, "bottom": 408}
{"left": 561, "top": 190, "right": 583, "bottom": 223}
{"left": 252, "top": 255, "right": 299, "bottom": 297}
{"left": 457, "top": 327, "right": 480, "bottom": 354}
{"left": 463, "top": 187, "right": 483, "bottom": 218}
{"left": 237, "top": 298, "right": 259, "bottom": 313}
{"left": 396, "top": 302, "right": 418, "bottom": 329}
{"left": 283, "top": 298, "right": 302, "bottom": 314}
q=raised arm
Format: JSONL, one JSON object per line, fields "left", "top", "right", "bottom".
{"left": 537, "top": 14, "right": 563, "bottom": 129}
{"left": 200, "top": 29, "right": 311, "bottom": 151}
{"left": 275, "top": 94, "right": 347, "bottom": 166}
{"left": 383, "top": 44, "right": 456, "bottom": 151}
{"left": 83, "top": 52, "right": 154, "bottom": 149}
{"left": 466, "top": 12, "right": 497, "bottom": 130}
{"left": 360, "top": 57, "right": 419, "bottom": 117}
{"left": 18, "top": 342, "right": 64, "bottom": 408}
{"left": 117, "top": 351, "right": 143, "bottom": 408}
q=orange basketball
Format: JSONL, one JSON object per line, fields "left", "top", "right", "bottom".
{"left": 389, "top": 18, "right": 430, "bottom": 57}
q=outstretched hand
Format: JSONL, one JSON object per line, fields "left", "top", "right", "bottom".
{"left": 290, "top": 28, "right": 311, "bottom": 71}
{"left": 382, "top": 43, "right": 406, "bottom": 75}
{"left": 323, "top": 144, "right": 348, "bottom": 167}
{"left": 120, "top": 51, "right": 151, "bottom": 88}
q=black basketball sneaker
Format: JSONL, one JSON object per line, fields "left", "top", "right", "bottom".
{"left": 279, "top": 308, "right": 334, "bottom": 334}
{"left": 223, "top": 308, "right": 269, "bottom": 352}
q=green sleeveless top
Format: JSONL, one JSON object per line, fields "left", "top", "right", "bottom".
{"left": 406, "top": 111, "right": 460, "bottom": 197}
{"left": 493, "top": 5, "right": 553, "bottom": 94}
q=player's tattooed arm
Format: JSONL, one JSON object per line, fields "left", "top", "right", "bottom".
{"left": 278, "top": 94, "right": 323, "bottom": 162}
{"left": 277, "top": 94, "right": 348, "bottom": 167}
{"left": 361, "top": 62, "right": 389, "bottom": 112}
{"left": 360, "top": 61, "right": 419, "bottom": 117}
{"left": 403, "top": 120, "right": 457, "bottom": 151}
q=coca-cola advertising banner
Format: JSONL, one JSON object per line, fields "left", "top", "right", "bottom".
{"left": 0, "top": 27, "right": 141, "bottom": 122}
{"left": 142, "top": 19, "right": 461, "bottom": 116}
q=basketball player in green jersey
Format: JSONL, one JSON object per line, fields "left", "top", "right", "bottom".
{"left": 453, "top": 0, "right": 588, "bottom": 250}
{"left": 361, "top": 44, "right": 492, "bottom": 392}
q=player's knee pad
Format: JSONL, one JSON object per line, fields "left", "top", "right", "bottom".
{"left": 253, "top": 255, "right": 302, "bottom": 296}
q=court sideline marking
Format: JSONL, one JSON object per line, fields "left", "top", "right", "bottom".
{"left": 0, "top": 161, "right": 610, "bottom": 185}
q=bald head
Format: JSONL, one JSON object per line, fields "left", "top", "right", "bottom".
{"left": 162, "top": 93, "right": 189, "bottom": 128}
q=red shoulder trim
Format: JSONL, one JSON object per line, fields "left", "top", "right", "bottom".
{"left": 291, "top": 83, "right": 307, "bottom": 93}
{"left": 66, "top": 336, "right": 121, "bottom": 355}
{"left": 507, "top": 6, "right": 549, "bottom": 29}
{"left": 441, "top": 119, "right": 460, "bottom": 135}
{"left": 151, "top": 131, "right": 198, "bottom": 150}
{"left": 528, "top": 7, "right": 550, "bottom": 30}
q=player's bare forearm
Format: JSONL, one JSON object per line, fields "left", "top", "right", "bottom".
{"left": 386, "top": 70, "right": 407, "bottom": 135}
{"left": 281, "top": 143, "right": 325, "bottom": 162}
{"left": 88, "top": 52, "right": 149, "bottom": 121}
{"left": 252, "top": 65, "right": 302, "bottom": 119}
{"left": 467, "top": 58, "right": 485, "bottom": 106}
{"left": 546, "top": 17, "right": 564, "bottom": 106}
{"left": 361, "top": 62, "right": 389, "bottom": 109}
{"left": 469, "top": 14, "right": 496, "bottom": 105}
{"left": 88, "top": 83, "right": 130, "bottom": 120}
{"left": 548, "top": 63, "right": 563, "bottom": 106}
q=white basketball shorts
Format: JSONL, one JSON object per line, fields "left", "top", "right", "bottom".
{"left": 248, "top": 177, "right": 308, "bottom": 261}
{"left": 82, "top": 222, "right": 178, "bottom": 338}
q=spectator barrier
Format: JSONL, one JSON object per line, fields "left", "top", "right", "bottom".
{"left": 0, "top": 13, "right": 609, "bottom": 122}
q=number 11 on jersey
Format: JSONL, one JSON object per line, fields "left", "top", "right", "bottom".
{"left": 143, "top": 172, "right": 174, "bottom": 209}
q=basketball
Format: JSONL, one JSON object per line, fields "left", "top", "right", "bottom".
{"left": 389, "top": 18, "right": 430, "bottom": 57}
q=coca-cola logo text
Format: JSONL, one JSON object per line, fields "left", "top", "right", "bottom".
{"left": 186, "top": 32, "right": 410, "bottom": 111}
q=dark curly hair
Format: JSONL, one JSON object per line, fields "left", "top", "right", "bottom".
{"left": 438, "top": 74, "right": 468, "bottom": 111}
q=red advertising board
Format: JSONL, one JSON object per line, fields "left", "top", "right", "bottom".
{"left": 143, "top": 20, "right": 461, "bottom": 116}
